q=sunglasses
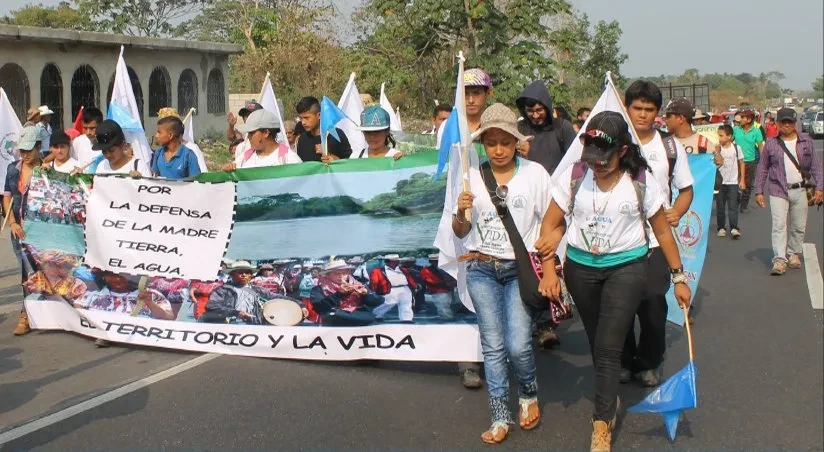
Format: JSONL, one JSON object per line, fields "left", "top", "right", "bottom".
{"left": 580, "top": 134, "right": 616, "bottom": 151}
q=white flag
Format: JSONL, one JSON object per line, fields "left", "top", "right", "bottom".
{"left": 380, "top": 83, "right": 403, "bottom": 132}
{"left": 109, "top": 46, "right": 152, "bottom": 164}
{"left": 337, "top": 73, "right": 367, "bottom": 158}
{"left": 433, "top": 51, "right": 478, "bottom": 313}
{"left": 396, "top": 106, "right": 403, "bottom": 131}
{"left": 180, "top": 108, "right": 208, "bottom": 173}
{"left": 0, "top": 88, "right": 23, "bottom": 185}
{"left": 258, "top": 73, "right": 289, "bottom": 145}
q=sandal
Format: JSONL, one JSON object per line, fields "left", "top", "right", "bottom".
{"left": 519, "top": 397, "right": 541, "bottom": 430}
{"left": 481, "top": 421, "right": 510, "bottom": 444}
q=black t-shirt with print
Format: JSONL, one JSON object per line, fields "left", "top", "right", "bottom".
{"left": 296, "top": 128, "right": 353, "bottom": 162}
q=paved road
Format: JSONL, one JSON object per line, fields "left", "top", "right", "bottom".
{"left": 0, "top": 144, "right": 822, "bottom": 451}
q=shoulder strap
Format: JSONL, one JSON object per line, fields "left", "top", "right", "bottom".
{"left": 776, "top": 138, "right": 809, "bottom": 178}
{"left": 133, "top": 159, "right": 139, "bottom": 171}
{"left": 479, "top": 162, "right": 530, "bottom": 257}
{"left": 630, "top": 171, "right": 649, "bottom": 244}
{"left": 358, "top": 149, "right": 366, "bottom": 159}
{"left": 569, "top": 160, "right": 588, "bottom": 214}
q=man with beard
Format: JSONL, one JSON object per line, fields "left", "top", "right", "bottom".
{"left": 515, "top": 80, "right": 576, "bottom": 175}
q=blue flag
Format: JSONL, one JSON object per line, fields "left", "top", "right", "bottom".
{"left": 628, "top": 360, "right": 698, "bottom": 440}
{"left": 434, "top": 108, "right": 459, "bottom": 180}
{"left": 106, "top": 100, "right": 143, "bottom": 132}
{"left": 319, "top": 96, "right": 347, "bottom": 155}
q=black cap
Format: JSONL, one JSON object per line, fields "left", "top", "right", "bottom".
{"left": 50, "top": 130, "right": 71, "bottom": 147}
{"left": 665, "top": 98, "right": 695, "bottom": 120}
{"left": 776, "top": 107, "right": 797, "bottom": 123}
{"left": 239, "top": 102, "right": 263, "bottom": 118}
{"left": 581, "top": 111, "right": 630, "bottom": 165}
{"left": 92, "top": 119, "right": 126, "bottom": 151}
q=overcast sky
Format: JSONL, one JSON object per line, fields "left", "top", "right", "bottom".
{"left": 3, "top": 0, "right": 822, "bottom": 89}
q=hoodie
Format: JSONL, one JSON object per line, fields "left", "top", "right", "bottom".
{"left": 516, "top": 80, "right": 576, "bottom": 175}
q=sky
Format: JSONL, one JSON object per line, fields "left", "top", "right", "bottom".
{"left": 3, "top": 0, "right": 822, "bottom": 90}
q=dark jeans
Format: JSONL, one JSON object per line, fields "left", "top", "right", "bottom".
{"left": 717, "top": 184, "right": 740, "bottom": 230}
{"left": 740, "top": 161, "right": 757, "bottom": 209}
{"left": 622, "top": 248, "right": 670, "bottom": 373}
{"left": 564, "top": 257, "right": 647, "bottom": 422}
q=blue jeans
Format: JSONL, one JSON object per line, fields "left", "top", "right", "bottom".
{"left": 467, "top": 259, "right": 537, "bottom": 424}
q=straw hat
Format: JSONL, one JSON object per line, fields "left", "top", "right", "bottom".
{"left": 26, "top": 107, "right": 41, "bottom": 122}
{"left": 322, "top": 259, "right": 353, "bottom": 274}
{"left": 157, "top": 107, "right": 181, "bottom": 119}
{"left": 227, "top": 260, "right": 255, "bottom": 272}
{"left": 471, "top": 103, "right": 528, "bottom": 142}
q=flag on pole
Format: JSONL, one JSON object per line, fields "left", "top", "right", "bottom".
{"left": 337, "top": 73, "right": 367, "bottom": 158}
{"left": 433, "top": 51, "right": 477, "bottom": 313}
{"left": 180, "top": 108, "right": 207, "bottom": 173}
{"left": 72, "top": 107, "right": 84, "bottom": 135}
{"left": 319, "top": 96, "right": 352, "bottom": 156}
{"left": 379, "top": 83, "right": 403, "bottom": 132}
{"left": 258, "top": 73, "right": 289, "bottom": 145}
{"left": 0, "top": 88, "right": 23, "bottom": 185}
{"left": 395, "top": 106, "right": 403, "bottom": 131}
{"left": 107, "top": 46, "right": 152, "bottom": 165}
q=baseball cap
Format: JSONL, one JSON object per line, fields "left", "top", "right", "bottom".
{"left": 92, "top": 119, "right": 126, "bottom": 151}
{"left": 359, "top": 105, "right": 391, "bottom": 132}
{"left": 665, "top": 98, "right": 695, "bottom": 120}
{"left": 50, "top": 130, "right": 71, "bottom": 147}
{"left": 776, "top": 107, "right": 797, "bottom": 123}
{"left": 17, "top": 125, "right": 41, "bottom": 152}
{"left": 581, "top": 111, "right": 630, "bottom": 166}
{"left": 464, "top": 68, "right": 492, "bottom": 88}
{"left": 237, "top": 109, "right": 280, "bottom": 134}
{"left": 239, "top": 101, "right": 263, "bottom": 117}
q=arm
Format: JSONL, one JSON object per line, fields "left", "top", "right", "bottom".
{"left": 753, "top": 145, "right": 770, "bottom": 196}
{"left": 226, "top": 113, "right": 238, "bottom": 141}
{"left": 451, "top": 192, "right": 474, "bottom": 238}
{"left": 535, "top": 200, "right": 567, "bottom": 260}
{"left": 738, "top": 159, "right": 746, "bottom": 189}
{"left": 140, "top": 289, "right": 174, "bottom": 320}
{"left": 666, "top": 186, "right": 694, "bottom": 226}
{"left": 649, "top": 209, "right": 691, "bottom": 308}
{"left": 188, "top": 151, "right": 202, "bottom": 178}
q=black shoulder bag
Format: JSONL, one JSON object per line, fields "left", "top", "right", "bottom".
{"left": 479, "top": 162, "right": 572, "bottom": 321}
{"left": 776, "top": 138, "right": 816, "bottom": 206}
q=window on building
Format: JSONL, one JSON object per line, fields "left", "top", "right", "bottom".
{"left": 71, "top": 65, "right": 100, "bottom": 119}
{"left": 106, "top": 66, "right": 144, "bottom": 123}
{"left": 178, "top": 69, "right": 198, "bottom": 116}
{"left": 206, "top": 68, "right": 225, "bottom": 114}
{"left": 148, "top": 67, "right": 171, "bottom": 117}
{"left": 40, "top": 63, "right": 63, "bottom": 131}
{"left": 0, "top": 63, "right": 30, "bottom": 124}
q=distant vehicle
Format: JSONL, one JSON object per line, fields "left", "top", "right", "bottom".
{"left": 801, "top": 111, "right": 816, "bottom": 133}
{"left": 812, "top": 112, "right": 824, "bottom": 139}
{"left": 728, "top": 105, "right": 738, "bottom": 113}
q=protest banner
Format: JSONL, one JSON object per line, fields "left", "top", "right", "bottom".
{"left": 21, "top": 152, "right": 483, "bottom": 362}
{"left": 693, "top": 123, "right": 722, "bottom": 144}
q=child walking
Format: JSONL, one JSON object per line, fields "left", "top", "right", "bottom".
{"left": 716, "top": 124, "right": 745, "bottom": 239}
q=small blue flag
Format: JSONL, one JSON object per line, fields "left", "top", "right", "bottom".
{"left": 628, "top": 360, "right": 698, "bottom": 440}
{"left": 319, "top": 96, "right": 347, "bottom": 155}
{"left": 434, "top": 108, "right": 459, "bottom": 180}
{"left": 106, "top": 100, "right": 143, "bottom": 132}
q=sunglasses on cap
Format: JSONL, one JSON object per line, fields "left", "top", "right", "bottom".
{"left": 580, "top": 133, "right": 619, "bottom": 151}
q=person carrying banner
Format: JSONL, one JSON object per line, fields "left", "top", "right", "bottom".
{"left": 228, "top": 101, "right": 262, "bottom": 158}
{"left": 515, "top": 80, "right": 576, "bottom": 175}
{"left": 754, "top": 108, "right": 824, "bottom": 275}
{"left": 294, "top": 96, "right": 352, "bottom": 163}
{"left": 420, "top": 254, "right": 458, "bottom": 321}
{"left": 46, "top": 131, "right": 79, "bottom": 174}
{"left": 151, "top": 116, "right": 202, "bottom": 179}
{"left": 716, "top": 124, "right": 746, "bottom": 239}
{"left": 452, "top": 103, "right": 552, "bottom": 444}
{"left": 68, "top": 107, "right": 103, "bottom": 170}
{"left": 621, "top": 81, "right": 694, "bottom": 384}
{"left": 223, "top": 109, "right": 302, "bottom": 171}
{"left": 536, "top": 111, "right": 691, "bottom": 452}
{"left": 734, "top": 109, "right": 765, "bottom": 212}
{"left": 356, "top": 106, "right": 403, "bottom": 160}
{"left": 5, "top": 125, "right": 42, "bottom": 335}
{"left": 92, "top": 120, "right": 151, "bottom": 177}
{"left": 156, "top": 107, "right": 208, "bottom": 173}
{"left": 369, "top": 254, "right": 416, "bottom": 322}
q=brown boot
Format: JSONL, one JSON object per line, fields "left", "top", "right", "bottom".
{"left": 591, "top": 420, "right": 611, "bottom": 452}
{"left": 13, "top": 312, "right": 31, "bottom": 336}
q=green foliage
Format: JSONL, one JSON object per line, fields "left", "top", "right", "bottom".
{"left": 72, "top": 0, "right": 207, "bottom": 37}
{"left": 639, "top": 69, "right": 789, "bottom": 109}
{"left": 362, "top": 172, "right": 446, "bottom": 214}
{"left": 813, "top": 76, "right": 824, "bottom": 97}
{"left": 1, "top": 1, "right": 97, "bottom": 31}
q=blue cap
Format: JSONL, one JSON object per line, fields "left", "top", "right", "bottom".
{"left": 17, "top": 125, "right": 41, "bottom": 151}
{"left": 359, "top": 106, "right": 391, "bottom": 132}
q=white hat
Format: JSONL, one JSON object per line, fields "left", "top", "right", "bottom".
{"left": 227, "top": 260, "right": 255, "bottom": 272}
{"left": 237, "top": 109, "right": 280, "bottom": 134}
{"left": 323, "top": 259, "right": 353, "bottom": 273}
{"left": 38, "top": 105, "right": 54, "bottom": 116}
{"left": 383, "top": 254, "right": 400, "bottom": 260}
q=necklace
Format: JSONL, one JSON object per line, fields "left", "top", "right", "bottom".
{"left": 589, "top": 171, "right": 624, "bottom": 255}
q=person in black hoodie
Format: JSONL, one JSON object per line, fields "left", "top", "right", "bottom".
{"left": 515, "top": 80, "right": 576, "bottom": 176}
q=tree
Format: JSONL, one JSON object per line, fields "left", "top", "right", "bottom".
{"left": 813, "top": 76, "right": 824, "bottom": 97}
{"left": 1, "top": 2, "right": 97, "bottom": 31}
{"left": 73, "top": 0, "right": 208, "bottom": 37}
{"left": 183, "top": 0, "right": 295, "bottom": 50}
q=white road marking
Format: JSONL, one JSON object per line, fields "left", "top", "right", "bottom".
{"left": 0, "top": 353, "right": 220, "bottom": 445}
{"left": 803, "top": 243, "right": 823, "bottom": 310}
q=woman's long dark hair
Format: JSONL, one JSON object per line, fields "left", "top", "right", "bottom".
{"left": 617, "top": 141, "right": 649, "bottom": 180}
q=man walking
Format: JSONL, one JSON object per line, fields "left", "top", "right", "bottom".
{"left": 294, "top": 96, "right": 352, "bottom": 163}
{"left": 734, "top": 109, "right": 765, "bottom": 212}
{"left": 515, "top": 80, "right": 576, "bottom": 175}
{"left": 754, "top": 108, "right": 823, "bottom": 275}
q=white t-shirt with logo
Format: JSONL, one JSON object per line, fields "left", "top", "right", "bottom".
{"left": 96, "top": 157, "right": 151, "bottom": 177}
{"left": 552, "top": 166, "right": 664, "bottom": 255}
{"left": 51, "top": 157, "right": 80, "bottom": 174}
{"left": 70, "top": 135, "right": 101, "bottom": 169}
{"left": 782, "top": 138, "right": 804, "bottom": 184}
{"left": 640, "top": 133, "right": 695, "bottom": 248}
{"left": 237, "top": 149, "right": 302, "bottom": 169}
{"left": 460, "top": 158, "right": 553, "bottom": 260}
{"left": 718, "top": 143, "right": 744, "bottom": 185}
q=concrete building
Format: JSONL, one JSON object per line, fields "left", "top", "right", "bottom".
{"left": 0, "top": 24, "right": 242, "bottom": 138}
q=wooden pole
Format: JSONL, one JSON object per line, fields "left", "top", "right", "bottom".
{"left": 683, "top": 307, "right": 694, "bottom": 361}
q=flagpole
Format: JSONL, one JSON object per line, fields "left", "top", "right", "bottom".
{"left": 682, "top": 307, "right": 694, "bottom": 361}
{"left": 457, "top": 51, "right": 471, "bottom": 222}
{"left": 0, "top": 202, "right": 13, "bottom": 233}
{"left": 183, "top": 108, "right": 195, "bottom": 124}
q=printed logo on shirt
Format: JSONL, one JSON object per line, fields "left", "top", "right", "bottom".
{"left": 618, "top": 200, "right": 640, "bottom": 217}
{"left": 510, "top": 195, "right": 527, "bottom": 210}
{"left": 580, "top": 215, "right": 613, "bottom": 254}
{"left": 646, "top": 151, "right": 659, "bottom": 162}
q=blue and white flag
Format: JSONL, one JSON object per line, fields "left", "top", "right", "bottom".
{"left": 319, "top": 96, "right": 352, "bottom": 156}
{"left": 107, "top": 46, "right": 152, "bottom": 164}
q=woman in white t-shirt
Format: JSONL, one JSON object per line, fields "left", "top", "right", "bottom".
{"left": 535, "top": 111, "right": 691, "bottom": 451}
{"left": 451, "top": 103, "right": 548, "bottom": 444}
{"left": 354, "top": 106, "right": 403, "bottom": 160}
{"left": 222, "top": 109, "right": 302, "bottom": 170}
{"left": 92, "top": 120, "right": 151, "bottom": 177}
{"left": 47, "top": 131, "right": 80, "bottom": 174}
{"left": 715, "top": 124, "right": 745, "bottom": 238}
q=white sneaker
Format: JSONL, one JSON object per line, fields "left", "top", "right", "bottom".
{"left": 717, "top": 229, "right": 727, "bottom": 237}
{"left": 730, "top": 228, "right": 741, "bottom": 239}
